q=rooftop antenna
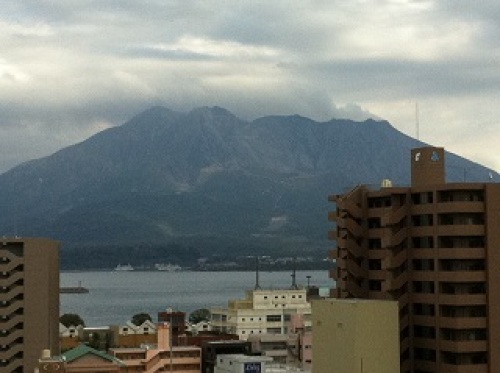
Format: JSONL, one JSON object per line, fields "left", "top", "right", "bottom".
{"left": 254, "top": 256, "right": 261, "bottom": 290}
{"left": 416, "top": 102, "right": 420, "bottom": 141}
{"left": 291, "top": 257, "right": 298, "bottom": 290}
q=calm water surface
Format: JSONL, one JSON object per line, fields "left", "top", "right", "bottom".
{"left": 60, "top": 270, "right": 331, "bottom": 326}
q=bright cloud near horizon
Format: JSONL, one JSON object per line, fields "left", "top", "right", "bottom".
{"left": 1, "top": 1, "right": 499, "bottom": 174}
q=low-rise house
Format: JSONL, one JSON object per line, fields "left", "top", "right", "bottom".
{"left": 39, "top": 323, "right": 201, "bottom": 373}
{"left": 37, "top": 345, "right": 125, "bottom": 373}
{"left": 59, "top": 324, "right": 84, "bottom": 352}
{"left": 111, "top": 320, "right": 157, "bottom": 347}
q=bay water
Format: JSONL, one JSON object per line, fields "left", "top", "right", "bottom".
{"left": 60, "top": 270, "right": 331, "bottom": 326}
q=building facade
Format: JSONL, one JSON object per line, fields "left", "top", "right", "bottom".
{"left": 0, "top": 237, "right": 59, "bottom": 373}
{"left": 329, "top": 146, "right": 500, "bottom": 372}
{"left": 211, "top": 289, "right": 311, "bottom": 340}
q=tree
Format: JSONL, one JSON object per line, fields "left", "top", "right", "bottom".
{"left": 60, "top": 313, "right": 85, "bottom": 327}
{"left": 189, "top": 308, "right": 211, "bottom": 324}
{"left": 131, "top": 312, "right": 152, "bottom": 326}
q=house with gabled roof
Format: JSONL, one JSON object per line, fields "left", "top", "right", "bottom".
{"left": 37, "top": 344, "right": 125, "bottom": 372}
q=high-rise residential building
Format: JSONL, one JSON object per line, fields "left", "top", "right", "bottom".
{"left": 329, "top": 146, "right": 500, "bottom": 373}
{"left": 0, "top": 237, "right": 60, "bottom": 373}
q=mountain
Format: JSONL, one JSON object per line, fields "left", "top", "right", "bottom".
{"left": 0, "top": 106, "right": 496, "bottom": 269}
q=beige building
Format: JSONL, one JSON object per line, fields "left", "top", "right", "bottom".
{"left": 312, "top": 299, "right": 400, "bottom": 373}
{"left": 0, "top": 237, "right": 59, "bottom": 373}
{"left": 211, "top": 289, "right": 311, "bottom": 340}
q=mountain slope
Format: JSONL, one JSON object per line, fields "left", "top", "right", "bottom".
{"left": 0, "top": 106, "right": 496, "bottom": 268}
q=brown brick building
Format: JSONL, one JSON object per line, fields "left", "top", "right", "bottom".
{"left": 329, "top": 146, "right": 500, "bottom": 373}
{"left": 0, "top": 237, "right": 60, "bottom": 373}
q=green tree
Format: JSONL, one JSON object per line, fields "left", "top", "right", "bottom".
{"left": 189, "top": 308, "right": 211, "bottom": 324}
{"left": 131, "top": 312, "right": 152, "bottom": 326}
{"left": 60, "top": 313, "right": 85, "bottom": 327}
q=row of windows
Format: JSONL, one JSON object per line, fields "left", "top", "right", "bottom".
{"left": 413, "top": 304, "right": 486, "bottom": 317}
{"left": 366, "top": 190, "right": 484, "bottom": 208}
{"left": 262, "top": 294, "right": 304, "bottom": 300}
{"left": 240, "top": 327, "right": 284, "bottom": 335}
{"left": 367, "top": 236, "right": 485, "bottom": 250}
{"left": 414, "top": 348, "right": 487, "bottom": 365}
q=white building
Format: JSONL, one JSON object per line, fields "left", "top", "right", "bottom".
{"left": 214, "top": 354, "right": 273, "bottom": 373}
{"left": 211, "top": 289, "right": 311, "bottom": 340}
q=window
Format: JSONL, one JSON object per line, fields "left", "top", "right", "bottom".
{"left": 267, "top": 315, "right": 281, "bottom": 322}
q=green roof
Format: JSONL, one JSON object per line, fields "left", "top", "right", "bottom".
{"left": 62, "top": 344, "right": 125, "bottom": 366}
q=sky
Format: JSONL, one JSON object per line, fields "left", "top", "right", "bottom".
{"left": 1, "top": 0, "right": 499, "bottom": 174}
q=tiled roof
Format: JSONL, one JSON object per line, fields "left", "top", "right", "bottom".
{"left": 62, "top": 344, "right": 125, "bottom": 365}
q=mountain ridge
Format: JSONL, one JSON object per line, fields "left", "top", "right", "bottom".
{"left": 0, "top": 105, "right": 496, "bottom": 269}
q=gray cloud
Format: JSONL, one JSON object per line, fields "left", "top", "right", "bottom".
{"left": 1, "top": 0, "right": 499, "bottom": 173}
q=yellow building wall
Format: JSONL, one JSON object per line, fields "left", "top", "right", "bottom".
{"left": 312, "top": 299, "right": 400, "bottom": 373}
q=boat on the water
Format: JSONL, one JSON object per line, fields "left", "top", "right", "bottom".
{"left": 154, "top": 263, "right": 181, "bottom": 271}
{"left": 60, "top": 281, "right": 89, "bottom": 294}
{"left": 114, "top": 264, "right": 134, "bottom": 271}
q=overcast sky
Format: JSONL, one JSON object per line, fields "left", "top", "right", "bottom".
{"left": 1, "top": 0, "right": 499, "bottom": 174}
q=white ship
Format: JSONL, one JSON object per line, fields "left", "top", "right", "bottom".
{"left": 154, "top": 263, "right": 181, "bottom": 271}
{"left": 114, "top": 264, "right": 134, "bottom": 271}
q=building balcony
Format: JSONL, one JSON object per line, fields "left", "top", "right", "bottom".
{"left": 413, "top": 337, "right": 437, "bottom": 349}
{"left": 327, "top": 229, "right": 337, "bottom": 241}
{"left": 0, "top": 343, "right": 23, "bottom": 361}
{"left": 381, "top": 227, "right": 408, "bottom": 248}
{"left": 0, "top": 271, "right": 23, "bottom": 287}
{"left": 328, "top": 249, "right": 338, "bottom": 260}
{"left": 438, "top": 248, "right": 485, "bottom": 259}
{"left": 436, "top": 201, "right": 484, "bottom": 214}
{"left": 412, "top": 293, "right": 437, "bottom": 304}
{"left": 380, "top": 204, "right": 408, "bottom": 226}
{"left": 338, "top": 218, "right": 364, "bottom": 237}
{"left": 0, "top": 315, "right": 24, "bottom": 331}
{"left": 439, "top": 317, "right": 486, "bottom": 329}
{"left": 1, "top": 359, "right": 22, "bottom": 373}
{"left": 439, "top": 339, "right": 487, "bottom": 353}
{"left": 337, "top": 237, "right": 365, "bottom": 258}
{"left": 337, "top": 199, "right": 363, "bottom": 219}
{"left": 381, "top": 271, "right": 408, "bottom": 292}
{"left": 412, "top": 315, "right": 436, "bottom": 327}
{"left": 438, "top": 294, "right": 486, "bottom": 305}
{"left": 413, "top": 360, "right": 437, "bottom": 372}
{"left": 382, "top": 248, "right": 407, "bottom": 269}
{"left": 412, "top": 271, "right": 436, "bottom": 281}
{"left": 438, "top": 271, "right": 486, "bottom": 282}
{"left": 346, "top": 260, "right": 368, "bottom": 279}
{"left": 438, "top": 363, "right": 487, "bottom": 373}
{"left": 0, "top": 328, "right": 23, "bottom": 345}
{"left": 345, "top": 280, "right": 368, "bottom": 298}
{"left": 329, "top": 268, "right": 339, "bottom": 281}
{"left": 437, "top": 225, "right": 485, "bottom": 236}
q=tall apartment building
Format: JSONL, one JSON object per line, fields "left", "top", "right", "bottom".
{"left": 0, "top": 237, "right": 60, "bottom": 373}
{"left": 329, "top": 146, "right": 500, "bottom": 373}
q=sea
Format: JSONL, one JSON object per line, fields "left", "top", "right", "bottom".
{"left": 60, "top": 270, "right": 332, "bottom": 327}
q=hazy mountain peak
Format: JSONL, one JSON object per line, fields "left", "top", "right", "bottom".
{"left": 0, "top": 105, "right": 497, "bottom": 269}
